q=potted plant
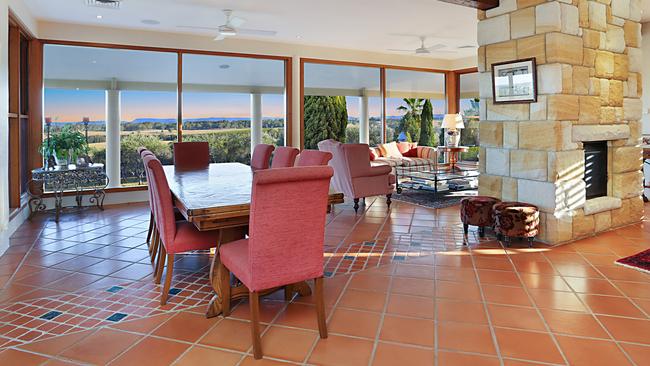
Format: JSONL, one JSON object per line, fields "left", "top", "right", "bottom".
{"left": 41, "top": 125, "right": 88, "bottom": 168}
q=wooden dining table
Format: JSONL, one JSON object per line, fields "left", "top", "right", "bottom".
{"left": 163, "top": 162, "right": 344, "bottom": 318}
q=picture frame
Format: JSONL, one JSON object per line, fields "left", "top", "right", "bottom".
{"left": 491, "top": 58, "right": 537, "bottom": 104}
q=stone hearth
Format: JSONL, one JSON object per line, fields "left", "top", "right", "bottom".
{"left": 476, "top": 0, "right": 644, "bottom": 244}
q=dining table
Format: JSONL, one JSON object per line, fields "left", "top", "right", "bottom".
{"left": 163, "top": 162, "right": 345, "bottom": 318}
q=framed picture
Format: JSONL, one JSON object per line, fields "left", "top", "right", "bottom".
{"left": 491, "top": 58, "right": 537, "bottom": 104}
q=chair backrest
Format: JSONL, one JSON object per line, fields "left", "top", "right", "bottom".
{"left": 144, "top": 156, "right": 177, "bottom": 250}
{"left": 295, "top": 150, "right": 333, "bottom": 167}
{"left": 317, "top": 139, "right": 371, "bottom": 197}
{"left": 247, "top": 166, "right": 333, "bottom": 291}
{"left": 271, "top": 146, "right": 300, "bottom": 168}
{"left": 251, "top": 144, "right": 275, "bottom": 170}
{"left": 173, "top": 142, "right": 210, "bottom": 169}
{"left": 139, "top": 149, "right": 155, "bottom": 210}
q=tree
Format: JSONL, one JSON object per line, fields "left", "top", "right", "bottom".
{"left": 397, "top": 98, "right": 424, "bottom": 142}
{"left": 419, "top": 99, "right": 435, "bottom": 146}
{"left": 303, "top": 96, "right": 349, "bottom": 149}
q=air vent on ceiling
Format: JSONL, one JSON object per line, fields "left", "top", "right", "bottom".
{"left": 86, "top": 0, "right": 122, "bottom": 9}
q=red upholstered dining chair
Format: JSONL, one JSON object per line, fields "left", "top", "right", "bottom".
{"left": 173, "top": 141, "right": 210, "bottom": 169}
{"left": 218, "top": 166, "right": 333, "bottom": 359}
{"left": 251, "top": 144, "right": 275, "bottom": 171}
{"left": 145, "top": 155, "right": 221, "bottom": 305}
{"left": 139, "top": 148, "right": 159, "bottom": 261}
{"left": 271, "top": 146, "right": 300, "bottom": 168}
{"left": 296, "top": 150, "right": 333, "bottom": 167}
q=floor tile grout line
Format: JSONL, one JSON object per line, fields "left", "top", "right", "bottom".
{"left": 539, "top": 249, "right": 638, "bottom": 365}
{"left": 567, "top": 249, "right": 645, "bottom": 366}
{"left": 300, "top": 268, "right": 354, "bottom": 364}
{"left": 467, "top": 243, "right": 505, "bottom": 366}
{"left": 366, "top": 259, "right": 395, "bottom": 366}
{"left": 501, "top": 245, "right": 571, "bottom": 365}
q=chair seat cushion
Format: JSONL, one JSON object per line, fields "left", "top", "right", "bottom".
{"left": 170, "top": 221, "right": 220, "bottom": 254}
{"left": 219, "top": 238, "right": 253, "bottom": 288}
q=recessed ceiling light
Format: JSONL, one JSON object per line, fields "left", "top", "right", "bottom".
{"left": 219, "top": 64, "right": 230, "bottom": 69}
{"left": 141, "top": 19, "right": 160, "bottom": 25}
{"left": 96, "top": 15, "right": 103, "bottom": 19}
{"left": 296, "top": 35, "right": 302, "bottom": 39}
{"left": 91, "top": 60, "right": 97, "bottom": 64}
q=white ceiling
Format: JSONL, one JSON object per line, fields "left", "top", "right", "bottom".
{"left": 25, "top": 0, "right": 478, "bottom": 60}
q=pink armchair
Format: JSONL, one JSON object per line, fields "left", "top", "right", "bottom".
{"left": 318, "top": 139, "right": 395, "bottom": 213}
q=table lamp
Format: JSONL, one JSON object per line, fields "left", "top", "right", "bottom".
{"left": 441, "top": 114, "right": 464, "bottom": 147}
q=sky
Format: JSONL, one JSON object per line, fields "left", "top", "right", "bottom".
{"left": 45, "top": 88, "right": 449, "bottom": 123}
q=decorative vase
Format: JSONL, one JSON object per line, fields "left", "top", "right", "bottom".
{"left": 446, "top": 130, "right": 460, "bottom": 147}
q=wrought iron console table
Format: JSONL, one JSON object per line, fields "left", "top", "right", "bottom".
{"left": 28, "top": 164, "right": 109, "bottom": 222}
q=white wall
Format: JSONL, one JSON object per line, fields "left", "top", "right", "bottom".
{"left": 642, "top": 22, "right": 650, "bottom": 135}
{"left": 0, "top": 0, "right": 38, "bottom": 256}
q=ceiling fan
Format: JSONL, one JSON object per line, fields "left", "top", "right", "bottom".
{"left": 387, "top": 36, "right": 457, "bottom": 55}
{"left": 177, "top": 9, "right": 277, "bottom": 41}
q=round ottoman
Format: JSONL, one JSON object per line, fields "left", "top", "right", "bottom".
{"left": 493, "top": 202, "right": 540, "bottom": 247}
{"left": 460, "top": 196, "right": 501, "bottom": 238}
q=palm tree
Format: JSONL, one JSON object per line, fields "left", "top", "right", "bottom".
{"left": 397, "top": 98, "right": 424, "bottom": 142}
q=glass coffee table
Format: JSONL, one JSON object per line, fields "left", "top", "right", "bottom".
{"left": 395, "top": 163, "right": 479, "bottom": 195}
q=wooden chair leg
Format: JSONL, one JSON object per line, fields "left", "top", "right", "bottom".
{"left": 150, "top": 227, "right": 159, "bottom": 264}
{"left": 146, "top": 211, "right": 154, "bottom": 244}
{"left": 154, "top": 244, "right": 166, "bottom": 284}
{"left": 160, "top": 254, "right": 175, "bottom": 306}
{"left": 220, "top": 262, "right": 231, "bottom": 316}
{"left": 353, "top": 198, "right": 360, "bottom": 213}
{"left": 315, "top": 277, "right": 328, "bottom": 339}
{"left": 386, "top": 194, "right": 392, "bottom": 209}
{"left": 249, "top": 291, "right": 263, "bottom": 359}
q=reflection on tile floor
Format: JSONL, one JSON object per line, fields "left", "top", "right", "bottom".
{"left": 0, "top": 197, "right": 649, "bottom": 365}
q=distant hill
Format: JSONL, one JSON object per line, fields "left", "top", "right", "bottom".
{"left": 51, "top": 117, "right": 284, "bottom": 124}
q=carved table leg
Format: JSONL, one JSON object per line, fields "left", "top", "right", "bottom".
{"left": 206, "top": 225, "right": 248, "bottom": 318}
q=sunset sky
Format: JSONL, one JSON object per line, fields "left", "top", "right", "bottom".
{"left": 44, "top": 88, "right": 447, "bottom": 123}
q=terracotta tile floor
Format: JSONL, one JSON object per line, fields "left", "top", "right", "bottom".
{"left": 0, "top": 197, "right": 649, "bottom": 365}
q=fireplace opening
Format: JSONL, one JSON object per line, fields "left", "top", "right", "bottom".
{"left": 584, "top": 141, "right": 608, "bottom": 200}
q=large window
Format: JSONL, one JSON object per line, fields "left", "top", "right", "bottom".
{"left": 303, "top": 63, "right": 381, "bottom": 148}
{"left": 182, "top": 54, "right": 286, "bottom": 164}
{"left": 43, "top": 44, "right": 289, "bottom": 187}
{"left": 385, "top": 69, "right": 445, "bottom": 146}
{"left": 459, "top": 72, "right": 479, "bottom": 161}
{"left": 44, "top": 45, "right": 178, "bottom": 187}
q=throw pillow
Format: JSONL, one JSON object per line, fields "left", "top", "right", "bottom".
{"left": 379, "top": 142, "right": 403, "bottom": 158}
{"left": 369, "top": 148, "right": 376, "bottom": 161}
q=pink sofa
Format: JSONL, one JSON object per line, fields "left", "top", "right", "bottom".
{"left": 318, "top": 139, "right": 395, "bottom": 212}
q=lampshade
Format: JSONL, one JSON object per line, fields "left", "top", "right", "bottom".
{"left": 441, "top": 114, "right": 464, "bottom": 129}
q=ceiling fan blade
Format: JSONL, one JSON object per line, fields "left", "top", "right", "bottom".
{"left": 230, "top": 16, "right": 247, "bottom": 28}
{"left": 177, "top": 25, "right": 220, "bottom": 30}
{"left": 237, "top": 28, "right": 277, "bottom": 36}
{"left": 214, "top": 34, "right": 227, "bottom": 41}
{"left": 425, "top": 44, "right": 446, "bottom": 51}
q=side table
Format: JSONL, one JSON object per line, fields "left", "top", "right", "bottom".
{"left": 438, "top": 146, "right": 469, "bottom": 172}
{"left": 28, "top": 164, "right": 109, "bottom": 222}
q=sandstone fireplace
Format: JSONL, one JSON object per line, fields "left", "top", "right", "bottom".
{"left": 477, "top": 0, "right": 644, "bottom": 245}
